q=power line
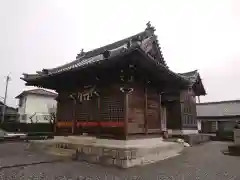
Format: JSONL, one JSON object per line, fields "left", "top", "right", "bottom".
{"left": 1, "top": 75, "right": 11, "bottom": 123}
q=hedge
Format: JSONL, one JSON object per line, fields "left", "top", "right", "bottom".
{"left": 216, "top": 130, "right": 234, "bottom": 141}
{"left": 0, "top": 122, "right": 53, "bottom": 133}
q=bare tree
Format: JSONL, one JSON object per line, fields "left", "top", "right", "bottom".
{"left": 29, "top": 112, "right": 37, "bottom": 124}
{"left": 45, "top": 105, "right": 56, "bottom": 125}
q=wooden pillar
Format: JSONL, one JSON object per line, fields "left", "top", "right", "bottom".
{"left": 97, "top": 96, "right": 101, "bottom": 136}
{"left": 120, "top": 86, "right": 133, "bottom": 139}
{"left": 54, "top": 114, "right": 57, "bottom": 135}
{"left": 54, "top": 100, "right": 60, "bottom": 135}
{"left": 72, "top": 99, "right": 76, "bottom": 134}
{"left": 144, "top": 87, "right": 148, "bottom": 134}
{"left": 124, "top": 92, "right": 129, "bottom": 140}
{"left": 197, "top": 96, "right": 200, "bottom": 103}
{"left": 215, "top": 121, "right": 219, "bottom": 132}
{"left": 159, "top": 93, "right": 162, "bottom": 130}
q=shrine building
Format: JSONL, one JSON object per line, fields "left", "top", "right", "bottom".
{"left": 21, "top": 23, "right": 206, "bottom": 140}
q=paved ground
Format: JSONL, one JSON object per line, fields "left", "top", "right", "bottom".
{"left": 0, "top": 141, "right": 239, "bottom": 180}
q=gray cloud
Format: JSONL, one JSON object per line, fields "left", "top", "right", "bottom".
{"left": 0, "top": 0, "right": 239, "bottom": 107}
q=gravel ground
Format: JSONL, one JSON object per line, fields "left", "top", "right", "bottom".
{"left": 0, "top": 141, "right": 239, "bottom": 180}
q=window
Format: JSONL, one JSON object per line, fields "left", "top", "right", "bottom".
{"left": 21, "top": 114, "right": 27, "bottom": 120}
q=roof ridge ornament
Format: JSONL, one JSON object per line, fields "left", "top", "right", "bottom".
{"left": 76, "top": 48, "right": 85, "bottom": 59}
{"left": 42, "top": 69, "right": 49, "bottom": 75}
{"left": 146, "top": 21, "right": 156, "bottom": 34}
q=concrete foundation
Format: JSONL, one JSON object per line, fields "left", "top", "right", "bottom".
{"left": 29, "top": 136, "right": 184, "bottom": 168}
{"left": 168, "top": 129, "right": 199, "bottom": 135}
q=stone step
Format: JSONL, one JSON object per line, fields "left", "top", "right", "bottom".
{"left": 47, "top": 147, "right": 76, "bottom": 158}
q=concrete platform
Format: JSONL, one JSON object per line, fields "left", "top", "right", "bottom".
{"left": 29, "top": 136, "right": 184, "bottom": 168}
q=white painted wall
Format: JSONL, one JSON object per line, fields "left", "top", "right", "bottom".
{"left": 25, "top": 94, "right": 56, "bottom": 115}
{"left": 18, "top": 94, "right": 57, "bottom": 123}
{"left": 17, "top": 96, "right": 27, "bottom": 115}
{"left": 197, "top": 119, "right": 201, "bottom": 131}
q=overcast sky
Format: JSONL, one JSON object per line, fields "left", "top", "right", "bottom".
{"left": 0, "top": 0, "right": 240, "bottom": 107}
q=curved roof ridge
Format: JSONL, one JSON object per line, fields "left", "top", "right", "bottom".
{"left": 178, "top": 69, "right": 198, "bottom": 76}
{"left": 46, "top": 31, "right": 146, "bottom": 72}
{"left": 21, "top": 22, "right": 171, "bottom": 83}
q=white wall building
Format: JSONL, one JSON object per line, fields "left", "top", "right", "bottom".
{"left": 197, "top": 100, "right": 240, "bottom": 133}
{"left": 16, "top": 89, "right": 57, "bottom": 123}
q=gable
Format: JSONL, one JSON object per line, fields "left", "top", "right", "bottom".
{"left": 16, "top": 89, "right": 57, "bottom": 99}
{"left": 179, "top": 70, "right": 206, "bottom": 96}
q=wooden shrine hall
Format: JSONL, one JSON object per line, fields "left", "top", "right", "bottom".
{"left": 21, "top": 22, "right": 206, "bottom": 140}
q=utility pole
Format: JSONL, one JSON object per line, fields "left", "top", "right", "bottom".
{"left": 197, "top": 96, "right": 200, "bottom": 103}
{"left": 1, "top": 75, "right": 11, "bottom": 123}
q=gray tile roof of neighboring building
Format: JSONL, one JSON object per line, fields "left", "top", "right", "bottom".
{"left": 0, "top": 101, "right": 18, "bottom": 115}
{"left": 197, "top": 100, "right": 240, "bottom": 117}
{"left": 15, "top": 89, "right": 57, "bottom": 99}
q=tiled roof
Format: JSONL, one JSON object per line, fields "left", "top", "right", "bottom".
{"left": 179, "top": 70, "right": 206, "bottom": 95}
{"left": 15, "top": 89, "right": 57, "bottom": 99}
{"left": 21, "top": 23, "right": 170, "bottom": 82}
{"left": 0, "top": 101, "right": 17, "bottom": 115}
{"left": 197, "top": 100, "right": 240, "bottom": 117}
{"left": 179, "top": 70, "right": 199, "bottom": 84}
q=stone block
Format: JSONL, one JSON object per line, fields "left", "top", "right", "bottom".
{"left": 68, "top": 143, "right": 78, "bottom": 149}
{"left": 102, "top": 148, "right": 112, "bottom": 157}
{"left": 64, "top": 143, "right": 69, "bottom": 149}
{"left": 77, "top": 146, "right": 83, "bottom": 153}
{"left": 121, "top": 160, "right": 129, "bottom": 168}
{"left": 86, "top": 155, "right": 100, "bottom": 163}
{"left": 56, "top": 143, "right": 63, "bottom": 148}
{"left": 115, "top": 159, "right": 125, "bottom": 168}
{"left": 117, "top": 150, "right": 131, "bottom": 160}
{"left": 150, "top": 147, "right": 159, "bottom": 154}
{"left": 110, "top": 149, "right": 118, "bottom": 158}
{"left": 82, "top": 146, "right": 92, "bottom": 154}
{"left": 115, "top": 159, "right": 139, "bottom": 168}
{"left": 130, "top": 149, "right": 138, "bottom": 159}
{"left": 99, "top": 156, "right": 114, "bottom": 165}
{"left": 135, "top": 148, "right": 148, "bottom": 157}
{"left": 91, "top": 147, "right": 102, "bottom": 156}
{"left": 129, "top": 158, "right": 142, "bottom": 167}
{"left": 77, "top": 153, "right": 89, "bottom": 161}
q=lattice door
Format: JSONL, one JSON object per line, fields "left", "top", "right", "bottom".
{"left": 146, "top": 89, "right": 161, "bottom": 132}
{"left": 128, "top": 88, "right": 145, "bottom": 134}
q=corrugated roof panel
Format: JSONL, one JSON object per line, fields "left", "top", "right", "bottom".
{"left": 197, "top": 101, "right": 240, "bottom": 117}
